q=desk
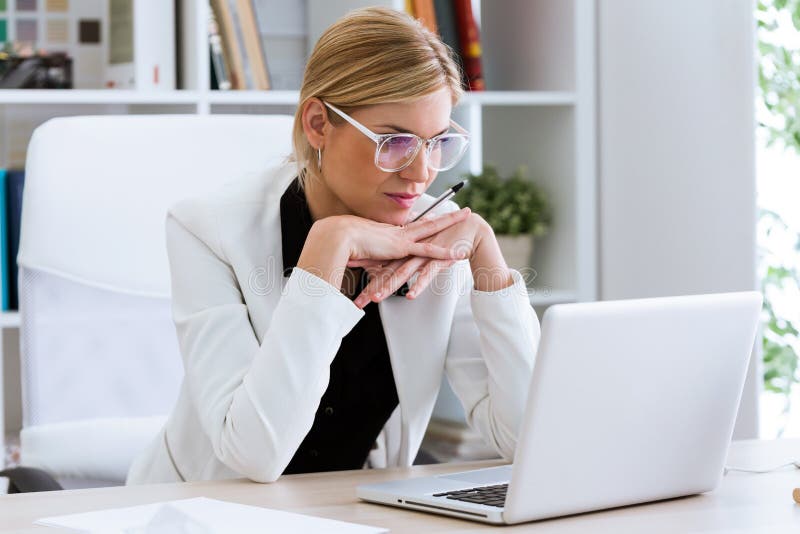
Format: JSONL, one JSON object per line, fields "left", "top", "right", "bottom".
{"left": 2, "top": 439, "right": 800, "bottom": 532}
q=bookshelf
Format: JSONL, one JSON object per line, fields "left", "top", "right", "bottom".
{"left": 0, "top": 0, "right": 596, "bottom": 309}
{"left": 0, "top": 1, "right": 596, "bottom": 437}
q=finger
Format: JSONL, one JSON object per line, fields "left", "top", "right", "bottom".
{"left": 363, "top": 259, "right": 398, "bottom": 282}
{"left": 403, "top": 207, "right": 471, "bottom": 241}
{"left": 406, "top": 240, "right": 468, "bottom": 261}
{"left": 354, "top": 257, "right": 427, "bottom": 308}
{"left": 354, "top": 258, "right": 406, "bottom": 309}
{"left": 364, "top": 257, "right": 404, "bottom": 279}
{"left": 363, "top": 265, "right": 382, "bottom": 279}
{"left": 347, "top": 258, "right": 385, "bottom": 268}
{"left": 406, "top": 259, "right": 455, "bottom": 299}
{"left": 372, "top": 257, "right": 428, "bottom": 303}
{"left": 361, "top": 259, "right": 420, "bottom": 305}
{"left": 404, "top": 209, "right": 437, "bottom": 225}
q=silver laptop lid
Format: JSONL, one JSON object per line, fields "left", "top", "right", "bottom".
{"left": 503, "top": 291, "right": 762, "bottom": 523}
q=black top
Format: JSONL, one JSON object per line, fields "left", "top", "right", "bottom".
{"left": 279, "top": 177, "right": 401, "bottom": 474}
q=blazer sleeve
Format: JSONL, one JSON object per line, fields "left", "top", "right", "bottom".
{"left": 165, "top": 212, "right": 364, "bottom": 482}
{"left": 443, "top": 263, "right": 541, "bottom": 461}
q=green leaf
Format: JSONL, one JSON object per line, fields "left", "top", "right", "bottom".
{"left": 454, "top": 165, "right": 551, "bottom": 236}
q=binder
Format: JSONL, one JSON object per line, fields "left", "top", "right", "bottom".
{"left": 105, "top": 0, "right": 176, "bottom": 90}
{"left": 6, "top": 169, "right": 24, "bottom": 311}
{"left": 0, "top": 168, "right": 7, "bottom": 310}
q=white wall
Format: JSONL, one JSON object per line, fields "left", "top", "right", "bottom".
{"left": 597, "top": 0, "right": 759, "bottom": 437}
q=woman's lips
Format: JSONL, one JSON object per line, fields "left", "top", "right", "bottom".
{"left": 384, "top": 193, "right": 419, "bottom": 208}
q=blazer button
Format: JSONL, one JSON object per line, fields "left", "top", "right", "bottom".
{"left": 309, "top": 449, "right": 319, "bottom": 458}
{"left": 324, "top": 406, "right": 334, "bottom": 416}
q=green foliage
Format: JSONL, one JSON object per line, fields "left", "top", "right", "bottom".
{"left": 451, "top": 165, "right": 552, "bottom": 237}
{"left": 757, "top": 0, "right": 800, "bottom": 154}
{"left": 757, "top": 0, "right": 800, "bottom": 407}
{"left": 761, "top": 262, "right": 800, "bottom": 396}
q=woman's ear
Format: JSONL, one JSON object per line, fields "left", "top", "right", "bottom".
{"left": 301, "top": 98, "right": 329, "bottom": 150}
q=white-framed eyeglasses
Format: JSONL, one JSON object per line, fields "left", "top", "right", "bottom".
{"left": 323, "top": 100, "right": 470, "bottom": 173}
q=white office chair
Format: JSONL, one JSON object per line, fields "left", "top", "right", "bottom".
{"left": 16, "top": 114, "right": 294, "bottom": 488}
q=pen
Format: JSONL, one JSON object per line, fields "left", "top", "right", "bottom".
{"left": 408, "top": 180, "right": 468, "bottom": 223}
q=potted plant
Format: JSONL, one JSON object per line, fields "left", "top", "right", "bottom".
{"left": 451, "top": 165, "right": 552, "bottom": 272}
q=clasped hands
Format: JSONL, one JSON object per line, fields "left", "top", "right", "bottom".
{"left": 349, "top": 207, "right": 490, "bottom": 309}
{"left": 296, "top": 205, "right": 512, "bottom": 310}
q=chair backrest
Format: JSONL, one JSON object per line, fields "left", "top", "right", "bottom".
{"left": 16, "top": 114, "right": 294, "bottom": 483}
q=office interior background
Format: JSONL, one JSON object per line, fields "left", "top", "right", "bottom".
{"left": 0, "top": 0, "right": 796, "bottom": 488}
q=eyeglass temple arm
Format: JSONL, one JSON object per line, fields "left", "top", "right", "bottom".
{"left": 323, "top": 101, "right": 382, "bottom": 143}
{"left": 449, "top": 118, "right": 468, "bottom": 135}
{"left": 325, "top": 100, "right": 469, "bottom": 139}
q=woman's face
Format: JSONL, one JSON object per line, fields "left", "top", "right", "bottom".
{"left": 308, "top": 87, "right": 453, "bottom": 226}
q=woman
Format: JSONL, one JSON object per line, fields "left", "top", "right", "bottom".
{"left": 126, "top": 6, "right": 540, "bottom": 485}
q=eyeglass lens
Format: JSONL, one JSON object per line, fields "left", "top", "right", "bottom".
{"left": 377, "top": 135, "right": 467, "bottom": 171}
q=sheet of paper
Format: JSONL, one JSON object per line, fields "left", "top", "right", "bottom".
{"left": 36, "top": 496, "right": 388, "bottom": 534}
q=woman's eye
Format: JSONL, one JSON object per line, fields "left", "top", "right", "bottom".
{"left": 386, "top": 137, "right": 410, "bottom": 146}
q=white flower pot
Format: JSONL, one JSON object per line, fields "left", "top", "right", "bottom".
{"left": 496, "top": 234, "right": 534, "bottom": 273}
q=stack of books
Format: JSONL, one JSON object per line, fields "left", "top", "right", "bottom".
{"left": 408, "top": 0, "right": 484, "bottom": 91}
{"left": 208, "top": 0, "right": 484, "bottom": 92}
{"left": 208, "top": 0, "right": 270, "bottom": 90}
{"left": 0, "top": 168, "right": 24, "bottom": 311}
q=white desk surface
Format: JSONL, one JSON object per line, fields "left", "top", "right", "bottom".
{"left": 1, "top": 439, "right": 799, "bottom": 533}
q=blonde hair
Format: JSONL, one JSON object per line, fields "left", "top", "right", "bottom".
{"left": 290, "top": 6, "right": 464, "bottom": 188}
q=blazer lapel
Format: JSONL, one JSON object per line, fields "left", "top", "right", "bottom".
{"left": 379, "top": 288, "right": 454, "bottom": 465}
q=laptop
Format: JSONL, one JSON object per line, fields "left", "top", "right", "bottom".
{"left": 357, "top": 291, "right": 763, "bottom": 524}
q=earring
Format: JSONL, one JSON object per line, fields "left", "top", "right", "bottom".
{"left": 317, "top": 147, "right": 322, "bottom": 170}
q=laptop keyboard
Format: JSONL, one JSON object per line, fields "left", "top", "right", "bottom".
{"left": 432, "top": 483, "right": 508, "bottom": 508}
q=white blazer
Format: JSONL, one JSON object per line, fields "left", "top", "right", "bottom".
{"left": 126, "top": 161, "right": 541, "bottom": 485}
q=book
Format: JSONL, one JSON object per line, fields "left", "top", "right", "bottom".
{"left": 175, "top": 0, "right": 184, "bottom": 89}
{"left": 0, "top": 168, "right": 7, "bottom": 311}
{"left": 208, "top": 0, "right": 232, "bottom": 91}
{"left": 236, "top": 0, "right": 270, "bottom": 90}
{"left": 105, "top": 0, "right": 176, "bottom": 90}
{"left": 433, "top": 0, "right": 466, "bottom": 87}
{"left": 413, "top": 0, "right": 438, "bottom": 34}
{"left": 5, "top": 169, "right": 24, "bottom": 311}
{"left": 454, "top": 0, "right": 484, "bottom": 91}
{"left": 210, "top": 0, "right": 247, "bottom": 89}
{"left": 226, "top": 0, "right": 254, "bottom": 89}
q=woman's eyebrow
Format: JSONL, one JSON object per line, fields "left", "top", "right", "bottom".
{"left": 377, "top": 124, "right": 450, "bottom": 137}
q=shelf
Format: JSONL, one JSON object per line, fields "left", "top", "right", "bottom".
{"left": 206, "top": 90, "right": 300, "bottom": 105}
{"left": 0, "top": 312, "right": 19, "bottom": 329}
{"left": 206, "top": 90, "right": 576, "bottom": 107}
{"left": 461, "top": 91, "right": 575, "bottom": 106}
{"left": 0, "top": 89, "right": 577, "bottom": 108}
{"left": 0, "top": 90, "right": 203, "bottom": 105}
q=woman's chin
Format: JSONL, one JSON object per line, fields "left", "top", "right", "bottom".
{"left": 371, "top": 216, "right": 405, "bottom": 226}
{"left": 365, "top": 208, "right": 410, "bottom": 226}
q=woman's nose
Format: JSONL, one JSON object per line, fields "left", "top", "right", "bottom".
{"left": 399, "top": 145, "right": 430, "bottom": 183}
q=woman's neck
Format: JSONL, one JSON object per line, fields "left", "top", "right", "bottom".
{"left": 303, "top": 175, "right": 352, "bottom": 222}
